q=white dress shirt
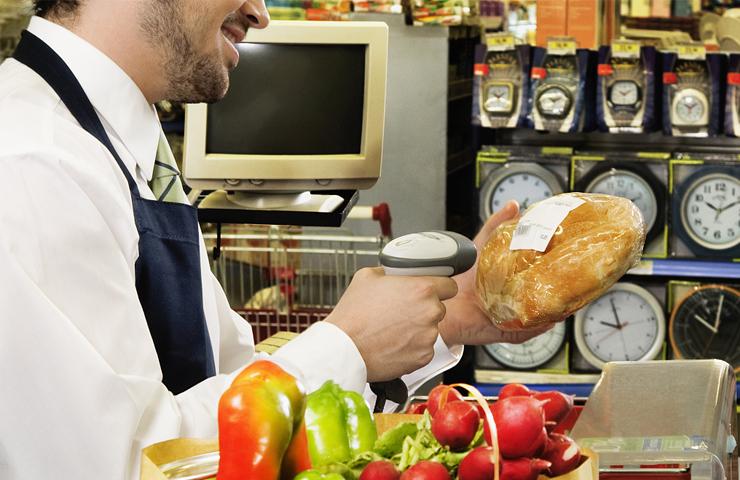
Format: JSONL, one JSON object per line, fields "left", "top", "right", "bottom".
{"left": 0, "top": 16, "right": 462, "bottom": 480}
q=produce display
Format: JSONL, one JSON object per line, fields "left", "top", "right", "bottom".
{"left": 200, "top": 363, "right": 588, "bottom": 480}
{"left": 476, "top": 193, "right": 647, "bottom": 331}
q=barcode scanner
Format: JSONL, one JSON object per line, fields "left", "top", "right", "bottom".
{"left": 370, "top": 231, "right": 477, "bottom": 412}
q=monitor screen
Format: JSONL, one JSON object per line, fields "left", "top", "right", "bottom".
{"left": 206, "top": 43, "right": 367, "bottom": 156}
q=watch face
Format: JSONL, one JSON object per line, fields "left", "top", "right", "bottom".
{"left": 575, "top": 283, "right": 665, "bottom": 369}
{"left": 586, "top": 169, "right": 658, "bottom": 231}
{"left": 484, "top": 83, "right": 514, "bottom": 114}
{"left": 480, "top": 163, "right": 564, "bottom": 221}
{"left": 536, "top": 85, "right": 572, "bottom": 119}
{"left": 680, "top": 173, "right": 740, "bottom": 250}
{"left": 673, "top": 89, "right": 708, "bottom": 125}
{"left": 669, "top": 285, "right": 740, "bottom": 372}
{"left": 609, "top": 80, "right": 641, "bottom": 107}
{"left": 483, "top": 322, "right": 566, "bottom": 370}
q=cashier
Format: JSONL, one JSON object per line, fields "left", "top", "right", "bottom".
{"left": 0, "top": 1, "right": 541, "bottom": 479}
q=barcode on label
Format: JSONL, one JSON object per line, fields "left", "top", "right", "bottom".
{"left": 515, "top": 223, "right": 531, "bottom": 236}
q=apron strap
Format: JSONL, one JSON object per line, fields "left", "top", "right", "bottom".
{"left": 13, "top": 30, "right": 140, "bottom": 195}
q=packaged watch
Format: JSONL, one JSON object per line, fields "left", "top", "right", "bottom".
{"left": 662, "top": 45, "right": 726, "bottom": 137}
{"left": 669, "top": 155, "right": 740, "bottom": 260}
{"left": 529, "top": 37, "right": 597, "bottom": 133}
{"left": 472, "top": 34, "right": 531, "bottom": 129}
{"left": 572, "top": 151, "right": 669, "bottom": 258}
{"left": 725, "top": 53, "right": 740, "bottom": 137}
{"left": 596, "top": 40, "right": 659, "bottom": 134}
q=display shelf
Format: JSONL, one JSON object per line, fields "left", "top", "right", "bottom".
{"left": 627, "top": 258, "right": 740, "bottom": 279}
{"left": 482, "top": 129, "right": 740, "bottom": 155}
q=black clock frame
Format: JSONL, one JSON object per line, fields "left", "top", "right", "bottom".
{"left": 672, "top": 165, "right": 740, "bottom": 259}
{"left": 575, "top": 160, "right": 667, "bottom": 244}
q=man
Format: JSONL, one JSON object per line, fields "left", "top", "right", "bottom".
{"left": 0, "top": 1, "right": 535, "bottom": 479}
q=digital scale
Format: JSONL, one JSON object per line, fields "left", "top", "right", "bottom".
{"left": 572, "top": 360, "right": 738, "bottom": 480}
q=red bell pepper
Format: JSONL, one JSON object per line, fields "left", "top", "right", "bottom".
{"left": 217, "top": 360, "right": 311, "bottom": 480}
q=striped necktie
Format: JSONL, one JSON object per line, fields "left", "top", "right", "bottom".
{"left": 149, "top": 129, "right": 189, "bottom": 204}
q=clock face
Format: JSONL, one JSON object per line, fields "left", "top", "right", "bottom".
{"left": 609, "top": 80, "right": 640, "bottom": 107}
{"left": 537, "top": 85, "right": 572, "bottom": 118}
{"left": 480, "top": 163, "right": 564, "bottom": 221}
{"left": 484, "top": 83, "right": 514, "bottom": 114}
{"left": 669, "top": 285, "right": 740, "bottom": 372}
{"left": 491, "top": 172, "right": 554, "bottom": 211}
{"left": 680, "top": 173, "right": 740, "bottom": 250}
{"left": 673, "top": 89, "right": 708, "bottom": 125}
{"left": 586, "top": 169, "right": 658, "bottom": 231}
{"left": 483, "top": 321, "right": 566, "bottom": 370}
{"left": 575, "top": 283, "right": 665, "bottom": 369}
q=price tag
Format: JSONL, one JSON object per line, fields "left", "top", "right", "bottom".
{"left": 611, "top": 41, "right": 641, "bottom": 59}
{"left": 728, "top": 73, "right": 740, "bottom": 86}
{"left": 510, "top": 195, "right": 586, "bottom": 252}
{"left": 541, "top": 147, "right": 573, "bottom": 155}
{"left": 474, "top": 63, "right": 490, "bottom": 76}
{"left": 547, "top": 37, "right": 577, "bottom": 56}
{"left": 486, "top": 34, "right": 515, "bottom": 52}
{"left": 597, "top": 64, "right": 615, "bottom": 76}
{"left": 676, "top": 44, "right": 706, "bottom": 61}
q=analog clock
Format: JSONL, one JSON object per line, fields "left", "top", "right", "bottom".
{"left": 669, "top": 284, "right": 740, "bottom": 373}
{"left": 607, "top": 80, "right": 642, "bottom": 110}
{"left": 483, "top": 321, "right": 566, "bottom": 370}
{"left": 479, "top": 162, "right": 564, "bottom": 222}
{"left": 576, "top": 162, "right": 666, "bottom": 244}
{"left": 483, "top": 82, "right": 515, "bottom": 115}
{"left": 671, "top": 88, "right": 709, "bottom": 127}
{"left": 574, "top": 282, "right": 665, "bottom": 370}
{"left": 536, "top": 85, "right": 572, "bottom": 119}
{"left": 673, "top": 166, "right": 740, "bottom": 257}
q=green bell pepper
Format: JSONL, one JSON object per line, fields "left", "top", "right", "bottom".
{"left": 304, "top": 381, "right": 378, "bottom": 466}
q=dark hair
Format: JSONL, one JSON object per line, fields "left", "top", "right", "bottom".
{"left": 34, "top": 0, "right": 81, "bottom": 18}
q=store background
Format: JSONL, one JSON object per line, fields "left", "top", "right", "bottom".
{"left": 2, "top": 0, "right": 738, "bottom": 404}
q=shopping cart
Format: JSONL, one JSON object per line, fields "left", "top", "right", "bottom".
{"left": 203, "top": 203, "right": 392, "bottom": 343}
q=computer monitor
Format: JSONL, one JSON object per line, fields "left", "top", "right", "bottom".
{"left": 183, "top": 20, "right": 388, "bottom": 209}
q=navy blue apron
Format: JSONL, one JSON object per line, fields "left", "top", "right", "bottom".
{"left": 14, "top": 31, "right": 216, "bottom": 394}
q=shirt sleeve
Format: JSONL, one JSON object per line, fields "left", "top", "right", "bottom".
{"left": 0, "top": 150, "right": 249, "bottom": 480}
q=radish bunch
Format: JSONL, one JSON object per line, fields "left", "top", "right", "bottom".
{"left": 458, "top": 383, "right": 582, "bottom": 480}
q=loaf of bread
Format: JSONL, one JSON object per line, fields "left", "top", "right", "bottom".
{"left": 476, "top": 193, "right": 646, "bottom": 331}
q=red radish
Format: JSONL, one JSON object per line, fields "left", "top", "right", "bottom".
{"left": 533, "top": 391, "right": 574, "bottom": 428}
{"left": 431, "top": 401, "right": 480, "bottom": 451}
{"left": 492, "top": 397, "right": 546, "bottom": 458}
{"left": 498, "top": 383, "right": 533, "bottom": 400}
{"left": 502, "top": 458, "right": 551, "bottom": 480}
{"left": 360, "top": 460, "right": 401, "bottom": 480}
{"left": 458, "top": 446, "right": 495, "bottom": 480}
{"left": 427, "top": 384, "right": 465, "bottom": 417}
{"left": 406, "top": 402, "right": 428, "bottom": 415}
{"left": 399, "top": 461, "right": 450, "bottom": 480}
{"left": 542, "top": 433, "right": 582, "bottom": 476}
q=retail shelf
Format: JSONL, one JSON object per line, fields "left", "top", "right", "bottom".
{"left": 627, "top": 258, "right": 740, "bottom": 279}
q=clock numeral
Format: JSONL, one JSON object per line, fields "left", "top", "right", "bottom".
{"left": 694, "top": 218, "right": 702, "bottom": 226}
{"left": 508, "top": 178, "right": 515, "bottom": 184}
{"left": 695, "top": 194, "right": 704, "bottom": 202}
{"left": 729, "top": 228, "right": 736, "bottom": 238}
{"left": 691, "top": 205, "right": 700, "bottom": 214}
{"left": 703, "top": 227, "right": 709, "bottom": 236}
{"left": 703, "top": 185, "right": 712, "bottom": 194}
{"left": 716, "top": 183, "right": 726, "bottom": 192}
{"left": 523, "top": 175, "right": 529, "bottom": 181}
{"left": 714, "top": 230, "right": 721, "bottom": 239}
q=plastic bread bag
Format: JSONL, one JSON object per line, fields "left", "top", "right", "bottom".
{"left": 476, "top": 193, "right": 647, "bottom": 331}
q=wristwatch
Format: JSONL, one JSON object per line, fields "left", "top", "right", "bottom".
{"left": 533, "top": 54, "right": 579, "bottom": 132}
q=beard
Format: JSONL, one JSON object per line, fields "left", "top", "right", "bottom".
{"left": 138, "top": 1, "right": 230, "bottom": 104}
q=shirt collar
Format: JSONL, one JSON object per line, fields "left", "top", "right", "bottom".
{"left": 27, "top": 16, "right": 160, "bottom": 181}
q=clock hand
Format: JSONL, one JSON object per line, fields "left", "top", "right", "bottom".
{"left": 719, "top": 201, "right": 738, "bottom": 214}
{"left": 609, "top": 298, "right": 623, "bottom": 329}
{"left": 619, "top": 328, "right": 629, "bottom": 360}
{"left": 705, "top": 202, "right": 719, "bottom": 211}
{"left": 713, "top": 294, "right": 724, "bottom": 330}
{"left": 600, "top": 321, "right": 620, "bottom": 329}
{"left": 596, "top": 322, "right": 630, "bottom": 344}
{"left": 693, "top": 313, "right": 718, "bottom": 334}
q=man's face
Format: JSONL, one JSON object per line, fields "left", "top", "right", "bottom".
{"left": 139, "top": 0, "right": 269, "bottom": 104}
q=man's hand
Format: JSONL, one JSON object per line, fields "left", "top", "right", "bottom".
{"left": 325, "top": 268, "right": 458, "bottom": 382}
{"left": 439, "top": 200, "right": 552, "bottom": 346}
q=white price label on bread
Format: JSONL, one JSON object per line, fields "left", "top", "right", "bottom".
{"left": 509, "top": 196, "right": 586, "bottom": 252}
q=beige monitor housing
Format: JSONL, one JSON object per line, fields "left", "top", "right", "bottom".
{"left": 183, "top": 21, "right": 388, "bottom": 196}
